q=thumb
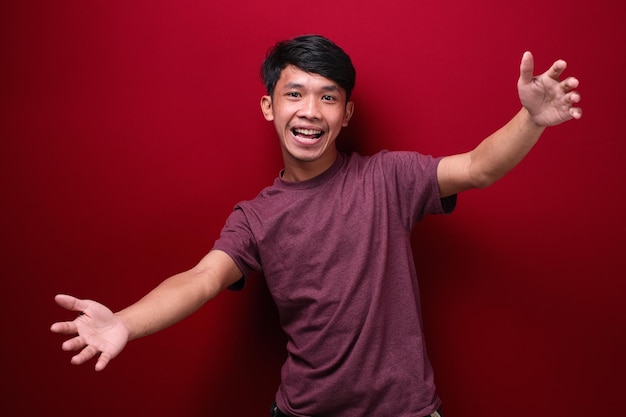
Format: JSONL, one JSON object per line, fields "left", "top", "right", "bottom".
{"left": 519, "top": 51, "right": 534, "bottom": 85}
{"left": 54, "top": 294, "right": 90, "bottom": 313}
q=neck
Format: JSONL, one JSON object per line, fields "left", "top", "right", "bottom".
{"left": 281, "top": 150, "right": 338, "bottom": 182}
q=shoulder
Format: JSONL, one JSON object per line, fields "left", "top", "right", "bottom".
{"left": 353, "top": 150, "right": 441, "bottom": 175}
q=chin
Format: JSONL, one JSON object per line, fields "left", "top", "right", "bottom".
{"left": 289, "top": 152, "right": 322, "bottom": 163}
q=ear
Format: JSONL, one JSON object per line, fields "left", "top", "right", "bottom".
{"left": 342, "top": 101, "right": 355, "bottom": 127}
{"left": 260, "top": 95, "right": 274, "bottom": 121}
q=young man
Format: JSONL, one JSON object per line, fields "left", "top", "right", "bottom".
{"left": 51, "top": 35, "right": 582, "bottom": 416}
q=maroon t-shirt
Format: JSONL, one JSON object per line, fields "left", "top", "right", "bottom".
{"left": 213, "top": 151, "right": 455, "bottom": 416}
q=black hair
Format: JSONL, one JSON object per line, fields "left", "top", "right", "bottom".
{"left": 261, "top": 35, "right": 356, "bottom": 100}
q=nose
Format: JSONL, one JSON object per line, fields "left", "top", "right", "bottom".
{"left": 297, "top": 96, "right": 321, "bottom": 120}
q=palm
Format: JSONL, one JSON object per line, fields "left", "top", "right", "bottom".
{"left": 517, "top": 51, "right": 582, "bottom": 127}
{"left": 51, "top": 294, "right": 129, "bottom": 371}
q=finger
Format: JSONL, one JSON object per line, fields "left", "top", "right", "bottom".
{"left": 546, "top": 59, "right": 567, "bottom": 80}
{"left": 561, "top": 76, "right": 579, "bottom": 93}
{"left": 565, "top": 91, "right": 581, "bottom": 104}
{"left": 519, "top": 51, "right": 534, "bottom": 84}
{"left": 62, "top": 335, "right": 86, "bottom": 352}
{"left": 50, "top": 320, "right": 78, "bottom": 335}
{"left": 71, "top": 344, "right": 100, "bottom": 366}
{"left": 95, "top": 353, "right": 112, "bottom": 371}
{"left": 54, "top": 294, "right": 90, "bottom": 314}
{"left": 569, "top": 106, "right": 583, "bottom": 119}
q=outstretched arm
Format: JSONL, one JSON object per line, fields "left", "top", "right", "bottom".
{"left": 437, "top": 51, "right": 582, "bottom": 197}
{"left": 50, "top": 249, "right": 242, "bottom": 371}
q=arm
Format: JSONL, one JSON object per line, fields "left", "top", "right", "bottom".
{"left": 50, "top": 249, "right": 242, "bottom": 371}
{"left": 437, "top": 51, "right": 582, "bottom": 198}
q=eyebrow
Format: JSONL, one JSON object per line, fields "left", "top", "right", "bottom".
{"left": 283, "top": 82, "right": 340, "bottom": 92}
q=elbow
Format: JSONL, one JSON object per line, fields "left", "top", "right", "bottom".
{"left": 464, "top": 153, "right": 500, "bottom": 190}
{"left": 470, "top": 171, "right": 500, "bottom": 189}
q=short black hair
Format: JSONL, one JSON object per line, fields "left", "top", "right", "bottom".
{"left": 261, "top": 35, "right": 356, "bottom": 101}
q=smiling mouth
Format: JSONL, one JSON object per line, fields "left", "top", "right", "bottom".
{"left": 292, "top": 128, "right": 324, "bottom": 140}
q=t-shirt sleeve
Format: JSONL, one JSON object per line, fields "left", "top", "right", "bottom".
{"left": 212, "top": 206, "right": 261, "bottom": 290}
{"left": 382, "top": 151, "right": 456, "bottom": 227}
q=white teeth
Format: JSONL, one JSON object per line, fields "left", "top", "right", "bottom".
{"left": 294, "top": 128, "right": 322, "bottom": 135}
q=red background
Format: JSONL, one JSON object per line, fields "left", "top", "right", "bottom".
{"left": 2, "top": 1, "right": 624, "bottom": 416}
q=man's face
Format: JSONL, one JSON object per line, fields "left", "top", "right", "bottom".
{"left": 261, "top": 65, "right": 354, "bottom": 180}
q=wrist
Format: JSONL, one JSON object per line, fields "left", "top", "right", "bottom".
{"left": 114, "top": 311, "right": 136, "bottom": 341}
{"left": 521, "top": 107, "right": 546, "bottom": 131}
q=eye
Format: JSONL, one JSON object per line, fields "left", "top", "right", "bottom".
{"left": 322, "top": 95, "right": 336, "bottom": 101}
{"left": 286, "top": 91, "right": 301, "bottom": 98}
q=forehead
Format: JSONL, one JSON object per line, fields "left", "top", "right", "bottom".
{"left": 277, "top": 65, "right": 343, "bottom": 93}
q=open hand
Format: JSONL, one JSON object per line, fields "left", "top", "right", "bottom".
{"left": 518, "top": 51, "right": 582, "bottom": 127}
{"left": 50, "top": 294, "right": 129, "bottom": 371}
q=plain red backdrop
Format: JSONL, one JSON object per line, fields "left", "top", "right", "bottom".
{"left": 1, "top": 1, "right": 624, "bottom": 416}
